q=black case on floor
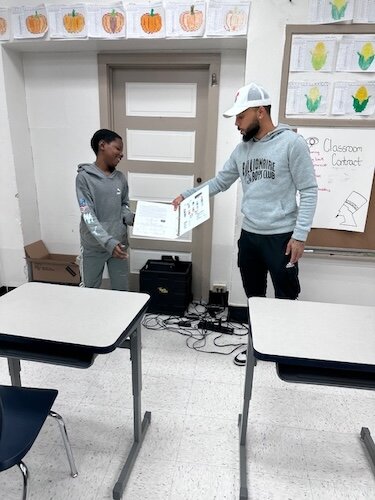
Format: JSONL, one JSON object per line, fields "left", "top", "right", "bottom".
{"left": 139, "top": 257, "right": 192, "bottom": 315}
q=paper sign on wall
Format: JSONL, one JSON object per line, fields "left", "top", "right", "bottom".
{"left": 299, "top": 128, "right": 375, "bottom": 232}
{"left": 0, "top": 9, "right": 11, "bottom": 41}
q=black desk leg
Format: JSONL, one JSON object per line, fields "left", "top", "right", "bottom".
{"left": 8, "top": 358, "right": 22, "bottom": 387}
{"left": 113, "top": 324, "right": 151, "bottom": 500}
{"left": 238, "top": 335, "right": 255, "bottom": 500}
{"left": 360, "top": 427, "right": 375, "bottom": 474}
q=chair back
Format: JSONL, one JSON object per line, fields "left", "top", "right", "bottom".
{"left": 0, "top": 393, "right": 3, "bottom": 442}
{"left": 0, "top": 385, "right": 58, "bottom": 472}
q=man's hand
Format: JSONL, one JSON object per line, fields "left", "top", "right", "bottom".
{"left": 285, "top": 238, "right": 305, "bottom": 264}
{"left": 112, "top": 244, "right": 128, "bottom": 260}
{"left": 172, "top": 195, "right": 184, "bottom": 211}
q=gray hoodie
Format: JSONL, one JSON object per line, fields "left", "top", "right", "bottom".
{"left": 182, "top": 124, "right": 318, "bottom": 242}
{"left": 76, "top": 163, "right": 134, "bottom": 255}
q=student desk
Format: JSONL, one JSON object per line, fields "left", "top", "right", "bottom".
{"left": 0, "top": 282, "right": 150, "bottom": 500}
{"left": 239, "top": 297, "right": 375, "bottom": 499}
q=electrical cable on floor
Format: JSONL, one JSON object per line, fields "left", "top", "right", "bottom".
{"left": 141, "top": 301, "right": 248, "bottom": 355}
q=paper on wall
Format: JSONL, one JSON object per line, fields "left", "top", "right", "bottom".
{"left": 125, "top": 1, "right": 166, "bottom": 39}
{"left": 47, "top": 4, "right": 88, "bottom": 39}
{"left": 0, "top": 8, "right": 11, "bottom": 41}
{"left": 308, "top": 0, "right": 355, "bottom": 24}
{"left": 353, "top": 0, "right": 375, "bottom": 23}
{"left": 331, "top": 81, "right": 375, "bottom": 115}
{"left": 12, "top": 4, "right": 48, "bottom": 39}
{"left": 336, "top": 36, "right": 375, "bottom": 72}
{"left": 289, "top": 36, "right": 338, "bottom": 72}
{"left": 87, "top": 3, "right": 126, "bottom": 39}
{"left": 164, "top": 1, "right": 206, "bottom": 38}
{"left": 286, "top": 81, "right": 330, "bottom": 115}
{"left": 299, "top": 128, "right": 375, "bottom": 232}
{"left": 205, "top": 0, "right": 250, "bottom": 37}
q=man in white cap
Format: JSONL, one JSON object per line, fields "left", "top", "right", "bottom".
{"left": 173, "top": 83, "right": 318, "bottom": 366}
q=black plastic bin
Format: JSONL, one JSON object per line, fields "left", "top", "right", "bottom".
{"left": 139, "top": 257, "right": 192, "bottom": 315}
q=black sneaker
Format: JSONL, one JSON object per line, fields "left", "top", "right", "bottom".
{"left": 234, "top": 350, "right": 247, "bottom": 366}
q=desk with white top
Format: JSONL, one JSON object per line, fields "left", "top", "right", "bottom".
{"left": 238, "top": 297, "right": 375, "bottom": 499}
{"left": 0, "top": 282, "right": 150, "bottom": 500}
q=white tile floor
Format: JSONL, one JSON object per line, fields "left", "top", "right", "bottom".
{"left": 1, "top": 319, "right": 374, "bottom": 499}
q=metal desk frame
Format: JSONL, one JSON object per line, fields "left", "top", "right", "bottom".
{"left": 1, "top": 283, "right": 151, "bottom": 500}
{"left": 238, "top": 298, "right": 375, "bottom": 499}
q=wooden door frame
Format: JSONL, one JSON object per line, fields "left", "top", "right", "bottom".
{"left": 97, "top": 52, "right": 221, "bottom": 301}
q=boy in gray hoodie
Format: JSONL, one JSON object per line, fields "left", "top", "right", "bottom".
{"left": 173, "top": 83, "right": 318, "bottom": 365}
{"left": 76, "top": 129, "right": 134, "bottom": 290}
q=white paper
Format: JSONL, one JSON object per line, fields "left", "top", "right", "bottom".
{"left": 353, "top": 0, "right": 375, "bottom": 23}
{"left": 179, "top": 185, "right": 210, "bottom": 235}
{"left": 336, "top": 36, "right": 375, "bottom": 72}
{"left": 12, "top": 4, "right": 48, "bottom": 39}
{"left": 299, "top": 128, "right": 375, "bottom": 232}
{"left": 133, "top": 185, "right": 210, "bottom": 239}
{"left": 87, "top": 3, "right": 126, "bottom": 39}
{"left": 125, "top": 1, "right": 165, "bottom": 39}
{"left": 205, "top": 0, "right": 250, "bottom": 37}
{"left": 331, "top": 81, "right": 375, "bottom": 116}
{"left": 133, "top": 201, "right": 179, "bottom": 239}
{"left": 0, "top": 8, "right": 11, "bottom": 41}
{"left": 308, "top": 0, "right": 354, "bottom": 24}
{"left": 47, "top": 4, "right": 88, "bottom": 38}
{"left": 289, "top": 36, "right": 338, "bottom": 72}
{"left": 286, "top": 81, "right": 330, "bottom": 115}
{"left": 165, "top": 1, "right": 206, "bottom": 38}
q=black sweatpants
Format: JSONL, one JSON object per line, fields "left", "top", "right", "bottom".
{"left": 237, "top": 230, "right": 300, "bottom": 299}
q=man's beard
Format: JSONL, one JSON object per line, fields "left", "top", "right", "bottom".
{"left": 242, "top": 123, "right": 260, "bottom": 142}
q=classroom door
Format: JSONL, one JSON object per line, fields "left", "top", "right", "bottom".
{"left": 108, "top": 54, "right": 220, "bottom": 300}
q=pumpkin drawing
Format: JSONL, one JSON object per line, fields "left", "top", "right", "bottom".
{"left": 141, "top": 8, "right": 162, "bottom": 34}
{"left": 25, "top": 11, "right": 48, "bottom": 35}
{"left": 179, "top": 5, "right": 203, "bottom": 32}
{"left": 225, "top": 8, "right": 246, "bottom": 32}
{"left": 0, "top": 17, "right": 7, "bottom": 35}
{"left": 63, "top": 9, "right": 85, "bottom": 34}
{"left": 102, "top": 9, "right": 125, "bottom": 34}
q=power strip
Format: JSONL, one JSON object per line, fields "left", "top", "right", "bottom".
{"left": 198, "top": 320, "right": 234, "bottom": 335}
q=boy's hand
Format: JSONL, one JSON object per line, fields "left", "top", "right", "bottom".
{"left": 172, "top": 195, "right": 184, "bottom": 211}
{"left": 113, "top": 244, "right": 128, "bottom": 259}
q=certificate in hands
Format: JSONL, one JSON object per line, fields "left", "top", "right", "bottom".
{"left": 132, "top": 185, "right": 210, "bottom": 239}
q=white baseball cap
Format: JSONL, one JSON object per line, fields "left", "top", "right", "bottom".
{"left": 223, "top": 83, "right": 271, "bottom": 117}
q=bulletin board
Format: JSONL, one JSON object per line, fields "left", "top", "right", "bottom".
{"left": 279, "top": 24, "right": 375, "bottom": 255}
{"left": 279, "top": 24, "right": 375, "bottom": 128}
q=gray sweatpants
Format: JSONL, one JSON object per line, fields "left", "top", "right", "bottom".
{"left": 80, "top": 249, "right": 129, "bottom": 291}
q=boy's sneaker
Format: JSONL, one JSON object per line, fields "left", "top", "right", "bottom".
{"left": 234, "top": 350, "right": 247, "bottom": 366}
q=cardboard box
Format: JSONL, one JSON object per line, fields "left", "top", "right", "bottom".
{"left": 24, "top": 240, "right": 80, "bottom": 285}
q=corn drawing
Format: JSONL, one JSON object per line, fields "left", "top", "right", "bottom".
{"left": 357, "top": 42, "right": 375, "bottom": 71}
{"left": 352, "top": 86, "right": 371, "bottom": 113}
{"left": 311, "top": 42, "right": 328, "bottom": 71}
{"left": 330, "top": 0, "right": 348, "bottom": 20}
{"left": 305, "top": 86, "right": 322, "bottom": 113}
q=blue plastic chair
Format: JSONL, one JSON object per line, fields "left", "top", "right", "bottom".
{"left": 0, "top": 385, "right": 78, "bottom": 500}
